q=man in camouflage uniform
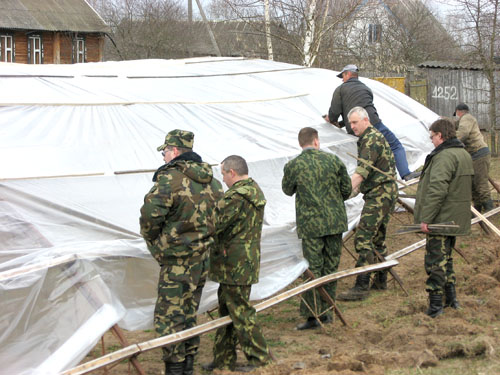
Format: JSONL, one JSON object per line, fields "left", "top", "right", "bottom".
{"left": 282, "top": 127, "right": 351, "bottom": 330}
{"left": 204, "top": 155, "right": 272, "bottom": 372}
{"left": 337, "top": 106, "right": 397, "bottom": 301}
{"left": 454, "top": 103, "right": 493, "bottom": 212}
{"left": 139, "top": 129, "right": 223, "bottom": 375}
{"left": 415, "top": 118, "right": 473, "bottom": 318}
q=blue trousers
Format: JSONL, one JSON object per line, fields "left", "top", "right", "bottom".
{"left": 373, "top": 121, "right": 411, "bottom": 178}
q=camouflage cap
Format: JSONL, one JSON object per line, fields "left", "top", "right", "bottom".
{"left": 157, "top": 129, "right": 194, "bottom": 151}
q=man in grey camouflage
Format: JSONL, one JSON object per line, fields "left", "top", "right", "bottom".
{"left": 454, "top": 103, "right": 493, "bottom": 212}
{"left": 415, "top": 118, "right": 473, "bottom": 317}
{"left": 282, "top": 127, "right": 351, "bottom": 330}
{"left": 337, "top": 107, "right": 397, "bottom": 301}
{"left": 139, "top": 129, "right": 223, "bottom": 375}
{"left": 204, "top": 155, "right": 272, "bottom": 372}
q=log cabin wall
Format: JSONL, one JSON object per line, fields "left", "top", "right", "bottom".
{"left": 0, "top": 30, "right": 106, "bottom": 64}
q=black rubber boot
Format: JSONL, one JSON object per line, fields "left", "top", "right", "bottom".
{"left": 370, "top": 271, "right": 387, "bottom": 290}
{"left": 337, "top": 273, "right": 371, "bottom": 301}
{"left": 474, "top": 203, "right": 483, "bottom": 213}
{"left": 165, "top": 361, "right": 184, "bottom": 375}
{"left": 201, "top": 362, "right": 217, "bottom": 372}
{"left": 483, "top": 199, "right": 494, "bottom": 212}
{"left": 444, "top": 283, "right": 460, "bottom": 309}
{"left": 426, "top": 292, "right": 444, "bottom": 318}
{"left": 295, "top": 317, "right": 319, "bottom": 330}
{"left": 183, "top": 355, "right": 194, "bottom": 375}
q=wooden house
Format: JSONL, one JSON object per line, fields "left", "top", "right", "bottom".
{"left": 0, "top": 0, "right": 109, "bottom": 64}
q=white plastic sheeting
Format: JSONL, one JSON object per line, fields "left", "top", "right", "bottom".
{"left": 0, "top": 57, "right": 436, "bottom": 374}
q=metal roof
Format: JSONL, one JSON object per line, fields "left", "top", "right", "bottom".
{"left": 419, "top": 60, "right": 487, "bottom": 70}
{"left": 0, "top": 0, "right": 110, "bottom": 33}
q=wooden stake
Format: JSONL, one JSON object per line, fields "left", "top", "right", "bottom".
{"left": 489, "top": 177, "right": 500, "bottom": 194}
{"left": 345, "top": 152, "right": 410, "bottom": 188}
{"left": 304, "top": 269, "right": 348, "bottom": 326}
{"left": 372, "top": 248, "right": 409, "bottom": 296}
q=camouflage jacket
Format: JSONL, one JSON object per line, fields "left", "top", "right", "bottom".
{"left": 139, "top": 151, "right": 223, "bottom": 265}
{"left": 209, "top": 178, "right": 266, "bottom": 286}
{"left": 356, "top": 125, "right": 397, "bottom": 196}
{"left": 282, "top": 148, "right": 351, "bottom": 239}
{"left": 414, "top": 138, "right": 473, "bottom": 236}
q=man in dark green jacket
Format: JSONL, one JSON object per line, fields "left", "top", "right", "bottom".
{"left": 282, "top": 127, "right": 351, "bottom": 330}
{"left": 205, "top": 155, "right": 272, "bottom": 372}
{"left": 415, "top": 118, "right": 473, "bottom": 318}
{"left": 337, "top": 106, "right": 397, "bottom": 301}
{"left": 140, "top": 129, "right": 223, "bottom": 375}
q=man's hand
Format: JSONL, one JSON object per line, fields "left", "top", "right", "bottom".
{"left": 351, "top": 173, "right": 363, "bottom": 193}
{"left": 420, "top": 222, "right": 430, "bottom": 233}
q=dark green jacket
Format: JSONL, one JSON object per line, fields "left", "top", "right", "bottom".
{"left": 414, "top": 138, "right": 473, "bottom": 236}
{"left": 356, "top": 125, "right": 397, "bottom": 197}
{"left": 282, "top": 148, "right": 351, "bottom": 238}
{"left": 140, "top": 152, "right": 223, "bottom": 265}
{"left": 209, "top": 178, "right": 266, "bottom": 285}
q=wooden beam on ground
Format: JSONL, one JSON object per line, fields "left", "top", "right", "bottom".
{"left": 62, "top": 260, "right": 398, "bottom": 375}
{"left": 304, "top": 269, "right": 348, "bottom": 327}
{"left": 471, "top": 206, "right": 500, "bottom": 238}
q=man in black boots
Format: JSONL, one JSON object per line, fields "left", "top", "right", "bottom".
{"left": 414, "top": 118, "right": 473, "bottom": 317}
{"left": 337, "top": 107, "right": 397, "bottom": 302}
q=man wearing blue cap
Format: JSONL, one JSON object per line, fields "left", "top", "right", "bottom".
{"left": 324, "top": 64, "right": 419, "bottom": 181}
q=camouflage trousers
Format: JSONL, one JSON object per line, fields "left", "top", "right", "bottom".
{"left": 300, "top": 234, "right": 342, "bottom": 319}
{"left": 154, "top": 256, "right": 208, "bottom": 363}
{"left": 425, "top": 235, "right": 456, "bottom": 294}
{"left": 355, "top": 184, "right": 397, "bottom": 267}
{"left": 213, "top": 284, "right": 271, "bottom": 369}
{"left": 472, "top": 154, "right": 491, "bottom": 207}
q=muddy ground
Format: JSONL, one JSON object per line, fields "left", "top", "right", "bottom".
{"left": 83, "top": 161, "right": 500, "bottom": 375}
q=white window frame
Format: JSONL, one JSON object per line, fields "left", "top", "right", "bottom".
{"left": 28, "top": 35, "right": 43, "bottom": 64}
{"left": 74, "top": 37, "right": 85, "bottom": 63}
{"left": 1, "top": 34, "right": 14, "bottom": 62}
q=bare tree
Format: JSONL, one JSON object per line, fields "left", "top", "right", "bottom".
{"left": 207, "top": 0, "right": 363, "bottom": 67}
{"left": 88, "top": 0, "right": 188, "bottom": 60}
{"left": 324, "top": 0, "right": 463, "bottom": 74}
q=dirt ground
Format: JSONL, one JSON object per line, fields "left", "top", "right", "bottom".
{"left": 83, "top": 158, "right": 500, "bottom": 375}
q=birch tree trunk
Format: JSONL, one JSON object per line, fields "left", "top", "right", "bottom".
{"left": 264, "top": 0, "right": 274, "bottom": 60}
{"left": 303, "top": 0, "right": 317, "bottom": 66}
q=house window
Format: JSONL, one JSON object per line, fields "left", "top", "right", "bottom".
{"left": 1, "top": 34, "right": 14, "bottom": 62}
{"left": 28, "top": 35, "right": 43, "bottom": 64}
{"left": 368, "top": 24, "right": 382, "bottom": 43}
{"left": 73, "top": 37, "right": 86, "bottom": 63}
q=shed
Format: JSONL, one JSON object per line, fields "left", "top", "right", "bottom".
{"left": 418, "top": 61, "right": 500, "bottom": 130}
{"left": 0, "top": 0, "right": 110, "bottom": 64}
